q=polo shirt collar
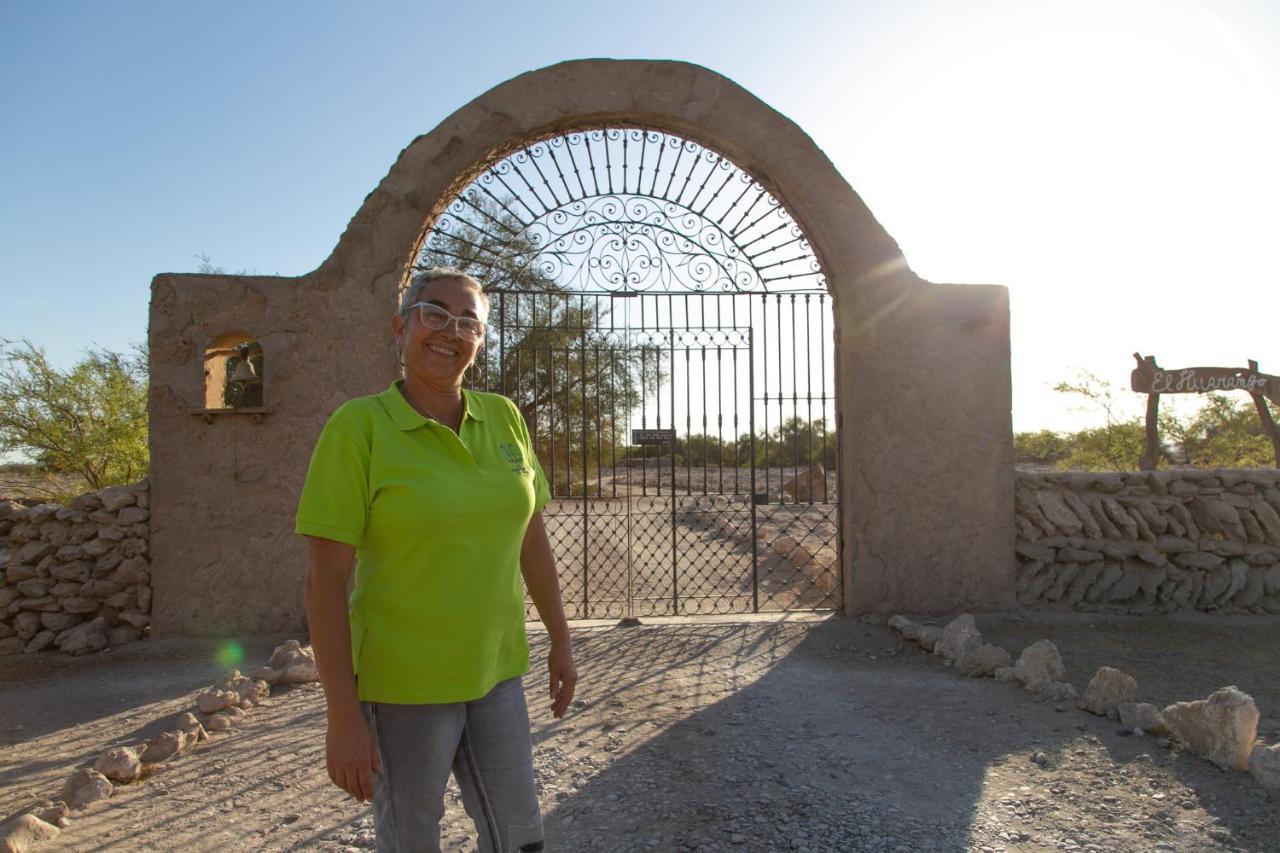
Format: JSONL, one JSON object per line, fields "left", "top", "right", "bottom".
{"left": 379, "top": 381, "right": 484, "bottom": 431}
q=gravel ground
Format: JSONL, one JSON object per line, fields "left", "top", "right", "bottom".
{"left": 1, "top": 613, "right": 1278, "bottom": 851}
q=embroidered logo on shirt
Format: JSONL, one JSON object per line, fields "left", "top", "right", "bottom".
{"left": 499, "top": 442, "right": 530, "bottom": 474}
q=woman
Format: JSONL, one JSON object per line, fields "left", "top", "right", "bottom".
{"left": 296, "top": 267, "right": 576, "bottom": 852}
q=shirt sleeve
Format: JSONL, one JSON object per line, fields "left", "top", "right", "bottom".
{"left": 509, "top": 398, "right": 551, "bottom": 514}
{"left": 295, "top": 409, "right": 371, "bottom": 547}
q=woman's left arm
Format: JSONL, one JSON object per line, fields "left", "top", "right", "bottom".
{"left": 520, "top": 511, "right": 577, "bottom": 718}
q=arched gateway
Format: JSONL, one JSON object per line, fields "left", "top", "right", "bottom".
{"left": 148, "top": 60, "right": 1015, "bottom": 635}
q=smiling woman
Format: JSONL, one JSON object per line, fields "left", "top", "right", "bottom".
{"left": 295, "top": 266, "right": 575, "bottom": 850}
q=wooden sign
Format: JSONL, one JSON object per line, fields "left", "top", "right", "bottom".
{"left": 1131, "top": 353, "right": 1280, "bottom": 470}
{"left": 1130, "top": 362, "right": 1280, "bottom": 405}
{"left": 631, "top": 428, "right": 676, "bottom": 445}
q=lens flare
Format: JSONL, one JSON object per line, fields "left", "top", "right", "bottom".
{"left": 215, "top": 641, "right": 244, "bottom": 670}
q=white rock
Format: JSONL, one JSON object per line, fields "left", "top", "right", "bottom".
{"left": 236, "top": 678, "right": 270, "bottom": 706}
{"left": 993, "top": 666, "right": 1018, "bottom": 683}
{"left": 174, "top": 712, "right": 208, "bottom": 742}
{"left": 268, "top": 639, "right": 314, "bottom": 670}
{"left": 59, "top": 768, "right": 113, "bottom": 809}
{"left": 277, "top": 661, "right": 320, "bottom": 684}
{"left": 1249, "top": 743, "right": 1280, "bottom": 798}
{"left": 1118, "top": 702, "right": 1170, "bottom": 735}
{"left": 1041, "top": 681, "right": 1078, "bottom": 702}
{"left": 887, "top": 615, "right": 918, "bottom": 638}
{"left": 1078, "top": 667, "right": 1138, "bottom": 719}
{"left": 94, "top": 746, "right": 141, "bottom": 783}
{"left": 1163, "top": 686, "right": 1259, "bottom": 771}
{"left": 196, "top": 689, "right": 239, "bottom": 714}
{"left": 205, "top": 714, "right": 234, "bottom": 733}
{"left": 916, "top": 626, "right": 942, "bottom": 653}
{"left": 934, "top": 614, "right": 982, "bottom": 662}
{"left": 0, "top": 814, "right": 60, "bottom": 852}
{"left": 956, "top": 644, "right": 1012, "bottom": 678}
{"left": 1014, "top": 640, "right": 1066, "bottom": 693}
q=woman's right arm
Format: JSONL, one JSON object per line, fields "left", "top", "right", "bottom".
{"left": 304, "top": 535, "right": 381, "bottom": 802}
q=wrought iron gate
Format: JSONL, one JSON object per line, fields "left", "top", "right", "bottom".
{"left": 420, "top": 127, "right": 841, "bottom": 617}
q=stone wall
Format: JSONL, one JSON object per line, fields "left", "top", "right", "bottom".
{"left": 1015, "top": 470, "right": 1280, "bottom": 613}
{"left": 0, "top": 481, "right": 151, "bottom": 655}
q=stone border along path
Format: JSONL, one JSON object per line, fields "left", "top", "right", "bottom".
{"left": 0, "top": 639, "right": 321, "bottom": 852}
{"left": 887, "top": 613, "right": 1280, "bottom": 801}
{"left": 3, "top": 616, "right": 1278, "bottom": 851}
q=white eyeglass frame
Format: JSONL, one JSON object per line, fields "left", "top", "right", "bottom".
{"left": 404, "top": 301, "right": 487, "bottom": 341}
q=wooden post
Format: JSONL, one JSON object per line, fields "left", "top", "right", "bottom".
{"left": 1134, "top": 353, "right": 1161, "bottom": 470}
{"left": 1248, "top": 360, "right": 1280, "bottom": 469}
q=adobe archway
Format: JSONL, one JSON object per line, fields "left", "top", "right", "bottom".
{"left": 147, "top": 59, "right": 1014, "bottom": 635}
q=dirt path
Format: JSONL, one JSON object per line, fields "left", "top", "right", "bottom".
{"left": 2, "top": 614, "right": 1277, "bottom": 851}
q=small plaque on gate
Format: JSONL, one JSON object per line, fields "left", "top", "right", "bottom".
{"left": 631, "top": 428, "right": 676, "bottom": 445}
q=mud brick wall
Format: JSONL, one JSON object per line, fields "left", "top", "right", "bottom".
{"left": 0, "top": 482, "right": 151, "bottom": 655}
{"left": 1015, "top": 470, "right": 1280, "bottom": 613}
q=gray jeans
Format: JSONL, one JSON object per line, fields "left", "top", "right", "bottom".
{"left": 362, "top": 676, "right": 544, "bottom": 853}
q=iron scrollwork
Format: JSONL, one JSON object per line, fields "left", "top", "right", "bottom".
{"left": 421, "top": 127, "right": 825, "bottom": 294}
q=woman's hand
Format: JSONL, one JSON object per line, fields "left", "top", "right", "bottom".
{"left": 547, "top": 637, "right": 578, "bottom": 718}
{"left": 325, "top": 707, "right": 382, "bottom": 802}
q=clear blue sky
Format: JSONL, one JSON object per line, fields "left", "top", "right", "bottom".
{"left": 3, "top": 0, "right": 1278, "bottom": 431}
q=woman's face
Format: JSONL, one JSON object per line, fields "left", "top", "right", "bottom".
{"left": 393, "top": 277, "right": 487, "bottom": 388}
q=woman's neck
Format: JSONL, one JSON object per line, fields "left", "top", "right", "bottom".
{"left": 400, "top": 377, "right": 464, "bottom": 429}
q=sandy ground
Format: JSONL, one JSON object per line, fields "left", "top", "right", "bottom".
{"left": 2, "top": 613, "right": 1278, "bottom": 852}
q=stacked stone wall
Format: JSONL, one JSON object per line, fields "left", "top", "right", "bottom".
{"left": 0, "top": 481, "right": 151, "bottom": 655}
{"left": 1016, "top": 470, "right": 1280, "bottom": 613}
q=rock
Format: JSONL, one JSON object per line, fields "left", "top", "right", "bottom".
{"left": 268, "top": 639, "right": 313, "bottom": 670}
{"left": 277, "top": 661, "right": 320, "bottom": 684}
{"left": 887, "top": 615, "right": 918, "bottom": 638}
{"left": 97, "top": 486, "right": 136, "bottom": 512}
{"left": 236, "top": 678, "right": 271, "bottom": 707}
{"left": 60, "top": 596, "right": 100, "bottom": 615}
{"left": 1036, "top": 491, "right": 1083, "bottom": 534}
{"left": 1041, "top": 681, "right": 1078, "bottom": 702}
{"left": 904, "top": 627, "right": 938, "bottom": 655}
{"left": 14, "top": 579, "right": 50, "bottom": 598}
{"left": 94, "top": 746, "right": 141, "bottom": 783}
{"left": 11, "top": 611, "right": 41, "bottom": 640}
{"left": 49, "top": 560, "right": 91, "bottom": 583}
{"left": 1249, "top": 744, "right": 1280, "bottom": 798}
{"left": 115, "top": 506, "right": 149, "bottom": 526}
{"left": 1189, "top": 497, "right": 1248, "bottom": 543}
{"left": 0, "top": 637, "right": 24, "bottom": 656}
{"left": 12, "top": 541, "right": 54, "bottom": 566}
{"left": 1118, "top": 702, "right": 1170, "bottom": 736}
{"left": 175, "top": 712, "right": 209, "bottom": 742}
{"left": 1014, "top": 640, "right": 1066, "bottom": 693}
{"left": 110, "top": 557, "right": 149, "bottom": 585}
{"left": 1163, "top": 686, "right": 1259, "bottom": 771}
{"left": 196, "top": 689, "right": 239, "bottom": 714}
{"left": 1078, "top": 667, "right": 1138, "bottom": 718}
{"left": 0, "top": 813, "right": 61, "bottom": 851}
{"left": 1059, "top": 548, "right": 1103, "bottom": 563}
{"left": 934, "top": 614, "right": 982, "bottom": 662}
{"left": 993, "top": 666, "right": 1017, "bottom": 683}
{"left": 1015, "top": 542, "right": 1057, "bottom": 563}
{"left": 59, "top": 768, "right": 113, "bottom": 809}
{"left": 140, "top": 731, "right": 185, "bottom": 764}
{"left": 32, "top": 801, "right": 69, "bottom": 827}
{"left": 117, "top": 611, "right": 149, "bottom": 630}
{"left": 24, "top": 630, "right": 55, "bottom": 654}
{"left": 956, "top": 643, "right": 1012, "bottom": 677}
{"left": 56, "top": 617, "right": 108, "bottom": 655}
{"left": 205, "top": 713, "right": 234, "bottom": 732}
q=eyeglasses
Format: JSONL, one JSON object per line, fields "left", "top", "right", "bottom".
{"left": 405, "top": 302, "right": 487, "bottom": 341}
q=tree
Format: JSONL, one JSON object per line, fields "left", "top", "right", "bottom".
{"left": 0, "top": 340, "right": 148, "bottom": 496}
{"left": 1174, "top": 393, "right": 1271, "bottom": 468}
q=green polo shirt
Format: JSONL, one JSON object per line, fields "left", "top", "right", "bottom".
{"left": 295, "top": 381, "right": 550, "bottom": 704}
